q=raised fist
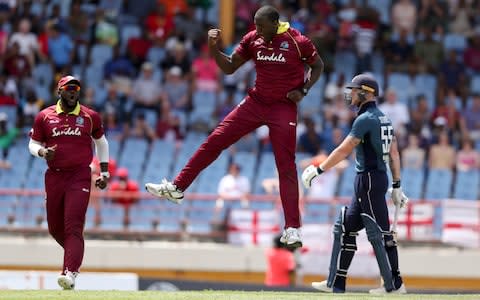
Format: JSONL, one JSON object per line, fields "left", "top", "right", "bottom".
{"left": 208, "top": 29, "right": 221, "bottom": 46}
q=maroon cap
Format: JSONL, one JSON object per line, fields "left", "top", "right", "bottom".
{"left": 57, "top": 75, "right": 81, "bottom": 90}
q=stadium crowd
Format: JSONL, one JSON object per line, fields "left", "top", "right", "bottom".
{"left": 0, "top": 0, "right": 479, "bottom": 201}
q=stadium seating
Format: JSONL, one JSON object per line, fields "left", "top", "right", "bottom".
{"left": 120, "top": 24, "right": 141, "bottom": 53}
{"left": 99, "top": 202, "right": 126, "bottom": 230}
{"left": 387, "top": 73, "right": 413, "bottom": 105}
{"left": 413, "top": 74, "right": 437, "bottom": 109}
{"left": 443, "top": 33, "right": 467, "bottom": 53}
{"left": 146, "top": 46, "right": 167, "bottom": 66}
{"left": 337, "top": 162, "right": 356, "bottom": 197}
{"left": 253, "top": 152, "right": 277, "bottom": 194}
{"left": 32, "top": 63, "right": 54, "bottom": 88}
{"left": 333, "top": 51, "right": 356, "bottom": 82}
{"left": 90, "top": 44, "right": 113, "bottom": 67}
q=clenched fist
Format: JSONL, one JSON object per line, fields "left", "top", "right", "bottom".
{"left": 95, "top": 175, "right": 108, "bottom": 190}
{"left": 40, "top": 144, "right": 57, "bottom": 161}
{"left": 208, "top": 29, "right": 222, "bottom": 47}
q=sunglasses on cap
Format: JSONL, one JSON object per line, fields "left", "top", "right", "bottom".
{"left": 61, "top": 84, "right": 81, "bottom": 92}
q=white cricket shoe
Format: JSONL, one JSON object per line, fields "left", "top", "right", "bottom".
{"left": 57, "top": 271, "right": 77, "bottom": 290}
{"left": 279, "top": 227, "right": 302, "bottom": 248}
{"left": 145, "top": 179, "right": 184, "bottom": 204}
{"left": 369, "top": 283, "right": 407, "bottom": 294}
{"left": 311, "top": 280, "right": 333, "bottom": 293}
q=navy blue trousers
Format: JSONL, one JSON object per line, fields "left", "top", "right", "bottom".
{"left": 345, "top": 170, "right": 390, "bottom": 233}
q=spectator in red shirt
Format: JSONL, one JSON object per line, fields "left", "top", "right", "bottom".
{"left": 109, "top": 167, "right": 140, "bottom": 207}
{"left": 265, "top": 233, "right": 296, "bottom": 287}
{"left": 145, "top": 4, "right": 174, "bottom": 41}
{"left": 464, "top": 30, "right": 480, "bottom": 75}
{"left": 126, "top": 28, "right": 152, "bottom": 70}
{"left": 3, "top": 41, "right": 32, "bottom": 91}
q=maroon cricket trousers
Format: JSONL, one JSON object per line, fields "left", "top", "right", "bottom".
{"left": 175, "top": 96, "right": 301, "bottom": 228}
{"left": 45, "top": 166, "right": 91, "bottom": 273}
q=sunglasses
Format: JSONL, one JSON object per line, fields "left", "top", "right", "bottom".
{"left": 61, "top": 85, "right": 81, "bottom": 92}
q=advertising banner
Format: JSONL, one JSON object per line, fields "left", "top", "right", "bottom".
{"left": 0, "top": 271, "right": 138, "bottom": 290}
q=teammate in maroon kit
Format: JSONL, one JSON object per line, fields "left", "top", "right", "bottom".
{"left": 146, "top": 5, "right": 324, "bottom": 248}
{"left": 28, "top": 76, "right": 110, "bottom": 290}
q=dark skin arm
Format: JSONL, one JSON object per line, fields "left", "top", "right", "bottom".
{"left": 95, "top": 162, "right": 109, "bottom": 189}
{"left": 208, "top": 28, "right": 247, "bottom": 74}
{"left": 286, "top": 54, "right": 324, "bottom": 103}
{"left": 38, "top": 144, "right": 57, "bottom": 160}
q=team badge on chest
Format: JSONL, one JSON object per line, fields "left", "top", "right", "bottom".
{"left": 279, "top": 41, "right": 289, "bottom": 51}
{"left": 76, "top": 116, "right": 84, "bottom": 127}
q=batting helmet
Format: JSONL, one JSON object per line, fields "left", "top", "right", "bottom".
{"left": 346, "top": 74, "right": 379, "bottom": 96}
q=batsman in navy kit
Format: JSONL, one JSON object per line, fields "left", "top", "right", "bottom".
{"left": 302, "top": 74, "right": 409, "bottom": 294}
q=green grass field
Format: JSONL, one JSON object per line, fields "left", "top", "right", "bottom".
{"left": 0, "top": 290, "right": 479, "bottom": 300}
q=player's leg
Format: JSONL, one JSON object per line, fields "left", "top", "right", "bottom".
{"left": 313, "top": 195, "right": 364, "bottom": 293}
{"left": 45, "top": 169, "right": 66, "bottom": 247}
{"left": 267, "top": 101, "right": 301, "bottom": 247}
{"left": 58, "top": 167, "right": 91, "bottom": 289}
{"left": 360, "top": 173, "right": 405, "bottom": 294}
{"left": 146, "top": 97, "right": 262, "bottom": 201}
{"left": 356, "top": 171, "right": 404, "bottom": 293}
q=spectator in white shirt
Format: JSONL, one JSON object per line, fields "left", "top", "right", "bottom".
{"left": 8, "top": 18, "right": 41, "bottom": 67}
{"left": 131, "top": 62, "right": 163, "bottom": 116}
{"left": 217, "top": 162, "right": 251, "bottom": 208}
{"left": 379, "top": 88, "right": 410, "bottom": 146}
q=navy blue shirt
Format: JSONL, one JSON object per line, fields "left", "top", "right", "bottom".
{"left": 349, "top": 102, "right": 394, "bottom": 172}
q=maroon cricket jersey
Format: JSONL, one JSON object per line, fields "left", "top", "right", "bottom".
{"left": 30, "top": 101, "right": 104, "bottom": 170}
{"left": 235, "top": 22, "right": 318, "bottom": 104}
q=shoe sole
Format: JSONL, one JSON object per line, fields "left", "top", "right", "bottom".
{"left": 311, "top": 283, "right": 332, "bottom": 293}
{"left": 285, "top": 241, "right": 302, "bottom": 249}
{"left": 144, "top": 184, "right": 183, "bottom": 204}
{"left": 57, "top": 277, "right": 74, "bottom": 290}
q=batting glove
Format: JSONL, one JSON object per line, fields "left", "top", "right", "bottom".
{"left": 389, "top": 185, "right": 409, "bottom": 208}
{"left": 301, "top": 165, "right": 324, "bottom": 188}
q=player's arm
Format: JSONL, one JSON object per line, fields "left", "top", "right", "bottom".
{"left": 93, "top": 134, "right": 109, "bottom": 189}
{"left": 303, "top": 55, "right": 324, "bottom": 92}
{"left": 29, "top": 138, "right": 57, "bottom": 160}
{"left": 208, "top": 28, "right": 248, "bottom": 74}
{"left": 93, "top": 135, "right": 109, "bottom": 172}
{"left": 388, "top": 135, "right": 401, "bottom": 182}
{"left": 388, "top": 135, "right": 409, "bottom": 207}
{"left": 301, "top": 135, "right": 358, "bottom": 188}
{"left": 319, "top": 135, "right": 359, "bottom": 172}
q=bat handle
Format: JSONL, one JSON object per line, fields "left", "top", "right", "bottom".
{"left": 391, "top": 204, "right": 400, "bottom": 233}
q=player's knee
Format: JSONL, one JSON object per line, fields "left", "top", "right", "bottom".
{"left": 361, "top": 213, "right": 383, "bottom": 242}
{"left": 333, "top": 207, "right": 358, "bottom": 251}
{"left": 333, "top": 206, "right": 346, "bottom": 235}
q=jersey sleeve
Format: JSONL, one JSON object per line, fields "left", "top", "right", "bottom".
{"left": 349, "top": 115, "right": 372, "bottom": 140}
{"left": 297, "top": 35, "right": 318, "bottom": 65}
{"left": 29, "top": 112, "right": 46, "bottom": 142}
{"left": 234, "top": 31, "right": 255, "bottom": 60}
{"left": 90, "top": 111, "right": 105, "bottom": 139}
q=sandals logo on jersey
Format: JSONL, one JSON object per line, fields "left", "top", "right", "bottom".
{"left": 52, "top": 126, "right": 81, "bottom": 137}
{"left": 279, "top": 41, "right": 289, "bottom": 51}
{"left": 75, "top": 116, "right": 84, "bottom": 127}
{"left": 256, "top": 51, "right": 286, "bottom": 63}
